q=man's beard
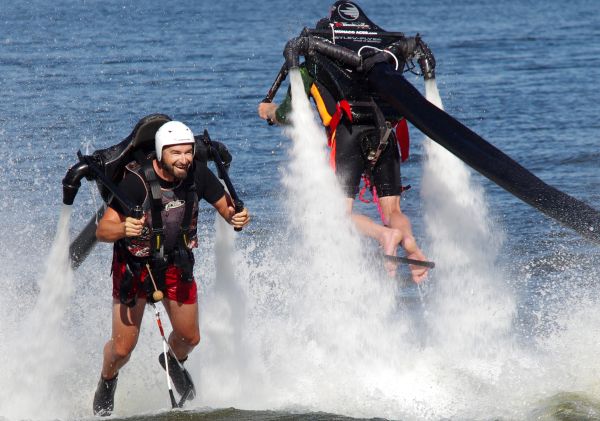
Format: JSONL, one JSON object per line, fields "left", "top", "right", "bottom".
{"left": 161, "top": 160, "right": 189, "bottom": 180}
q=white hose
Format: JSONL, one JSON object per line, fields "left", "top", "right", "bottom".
{"left": 357, "top": 45, "right": 399, "bottom": 71}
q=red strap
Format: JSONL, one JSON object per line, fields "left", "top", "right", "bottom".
{"left": 358, "top": 175, "right": 386, "bottom": 223}
{"left": 329, "top": 134, "right": 337, "bottom": 171}
{"left": 327, "top": 100, "right": 352, "bottom": 171}
{"left": 358, "top": 174, "right": 372, "bottom": 204}
{"left": 339, "top": 100, "right": 352, "bottom": 122}
{"left": 395, "top": 118, "right": 410, "bottom": 162}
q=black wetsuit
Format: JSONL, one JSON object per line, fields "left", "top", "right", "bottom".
{"left": 275, "top": 65, "right": 403, "bottom": 199}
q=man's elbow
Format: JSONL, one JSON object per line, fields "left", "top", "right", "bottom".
{"left": 95, "top": 223, "right": 113, "bottom": 243}
{"left": 95, "top": 225, "right": 106, "bottom": 242}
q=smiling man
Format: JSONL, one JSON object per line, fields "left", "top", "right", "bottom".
{"left": 92, "top": 120, "right": 250, "bottom": 416}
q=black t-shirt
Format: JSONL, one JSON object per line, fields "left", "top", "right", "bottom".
{"left": 110, "top": 161, "right": 225, "bottom": 214}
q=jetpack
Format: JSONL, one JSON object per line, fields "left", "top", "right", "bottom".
{"left": 263, "top": 0, "right": 600, "bottom": 245}
{"left": 62, "top": 113, "right": 235, "bottom": 269}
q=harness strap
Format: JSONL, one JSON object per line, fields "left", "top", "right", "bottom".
{"left": 366, "top": 99, "right": 391, "bottom": 167}
{"left": 367, "top": 121, "right": 393, "bottom": 167}
{"left": 142, "top": 162, "right": 165, "bottom": 258}
{"left": 359, "top": 173, "right": 385, "bottom": 224}
{"left": 179, "top": 182, "right": 196, "bottom": 248}
{"left": 359, "top": 173, "right": 412, "bottom": 225}
{"left": 326, "top": 99, "right": 352, "bottom": 171}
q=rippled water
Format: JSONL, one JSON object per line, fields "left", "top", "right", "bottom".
{"left": 1, "top": 0, "right": 599, "bottom": 420}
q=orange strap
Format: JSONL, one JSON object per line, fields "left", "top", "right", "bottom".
{"left": 329, "top": 129, "right": 337, "bottom": 171}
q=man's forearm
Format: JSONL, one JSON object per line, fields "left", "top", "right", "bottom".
{"left": 96, "top": 220, "right": 126, "bottom": 243}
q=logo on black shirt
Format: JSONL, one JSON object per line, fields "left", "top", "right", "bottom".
{"left": 165, "top": 200, "right": 185, "bottom": 211}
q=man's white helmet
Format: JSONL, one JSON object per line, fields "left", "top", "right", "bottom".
{"left": 155, "top": 121, "right": 195, "bottom": 161}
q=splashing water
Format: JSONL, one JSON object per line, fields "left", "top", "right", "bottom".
{"left": 244, "top": 69, "right": 428, "bottom": 416}
{"left": 419, "top": 79, "right": 518, "bottom": 407}
{"left": 196, "top": 69, "right": 424, "bottom": 418}
{"left": 1, "top": 206, "right": 75, "bottom": 419}
{"left": 4, "top": 75, "right": 598, "bottom": 421}
{"left": 421, "top": 79, "right": 515, "bottom": 355}
{"left": 196, "top": 71, "right": 525, "bottom": 421}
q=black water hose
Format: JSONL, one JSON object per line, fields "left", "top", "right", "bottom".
{"left": 283, "top": 36, "right": 362, "bottom": 70}
{"left": 194, "top": 138, "right": 232, "bottom": 169}
{"left": 386, "top": 36, "right": 435, "bottom": 79}
{"left": 387, "top": 37, "right": 417, "bottom": 62}
{"left": 367, "top": 62, "right": 600, "bottom": 244}
{"left": 283, "top": 36, "right": 308, "bottom": 69}
{"left": 418, "top": 56, "right": 435, "bottom": 80}
{"left": 282, "top": 33, "right": 435, "bottom": 83}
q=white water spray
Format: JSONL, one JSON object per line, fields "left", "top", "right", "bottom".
{"left": 1, "top": 206, "right": 75, "bottom": 419}
{"left": 196, "top": 70, "right": 449, "bottom": 419}
{"left": 195, "top": 203, "right": 251, "bottom": 404}
{"left": 420, "top": 79, "right": 518, "bottom": 409}
{"left": 251, "top": 69, "right": 410, "bottom": 415}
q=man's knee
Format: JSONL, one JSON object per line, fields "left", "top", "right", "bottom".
{"left": 110, "top": 340, "right": 136, "bottom": 361}
{"left": 173, "top": 329, "right": 201, "bottom": 348}
{"left": 378, "top": 196, "right": 401, "bottom": 219}
{"left": 184, "top": 330, "right": 201, "bottom": 348}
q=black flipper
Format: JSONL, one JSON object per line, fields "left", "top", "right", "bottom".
{"left": 158, "top": 353, "right": 196, "bottom": 405}
{"left": 93, "top": 375, "right": 118, "bottom": 416}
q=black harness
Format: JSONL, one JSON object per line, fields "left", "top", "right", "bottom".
{"left": 118, "top": 160, "right": 197, "bottom": 307}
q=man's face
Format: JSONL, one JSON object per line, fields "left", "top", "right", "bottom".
{"left": 160, "top": 144, "right": 194, "bottom": 180}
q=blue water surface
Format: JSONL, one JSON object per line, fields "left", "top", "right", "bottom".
{"left": 1, "top": 0, "right": 599, "bottom": 420}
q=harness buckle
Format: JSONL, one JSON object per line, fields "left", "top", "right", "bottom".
{"left": 367, "top": 121, "right": 393, "bottom": 167}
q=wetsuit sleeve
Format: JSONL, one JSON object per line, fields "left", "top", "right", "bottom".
{"left": 275, "top": 65, "right": 314, "bottom": 125}
{"left": 194, "top": 162, "right": 226, "bottom": 205}
{"left": 108, "top": 173, "right": 146, "bottom": 216}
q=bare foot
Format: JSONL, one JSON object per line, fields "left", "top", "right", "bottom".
{"left": 379, "top": 227, "right": 403, "bottom": 277}
{"left": 407, "top": 249, "right": 429, "bottom": 283}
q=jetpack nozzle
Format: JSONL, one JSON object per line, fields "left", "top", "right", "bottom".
{"left": 418, "top": 56, "right": 436, "bottom": 80}
{"left": 415, "top": 35, "right": 436, "bottom": 80}
{"left": 62, "top": 160, "right": 90, "bottom": 205}
{"left": 283, "top": 36, "right": 308, "bottom": 69}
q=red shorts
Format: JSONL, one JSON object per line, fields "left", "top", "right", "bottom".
{"left": 112, "top": 258, "right": 197, "bottom": 304}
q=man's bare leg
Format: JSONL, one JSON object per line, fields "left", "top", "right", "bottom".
{"left": 162, "top": 298, "right": 200, "bottom": 361}
{"left": 379, "top": 195, "right": 428, "bottom": 283}
{"left": 346, "top": 198, "right": 404, "bottom": 276}
{"left": 159, "top": 298, "right": 199, "bottom": 400}
{"left": 94, "top": 297, "right": 146, "bottom": 416}
{"left": 101, "top": 297, "right": 146, "bottom": 379}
